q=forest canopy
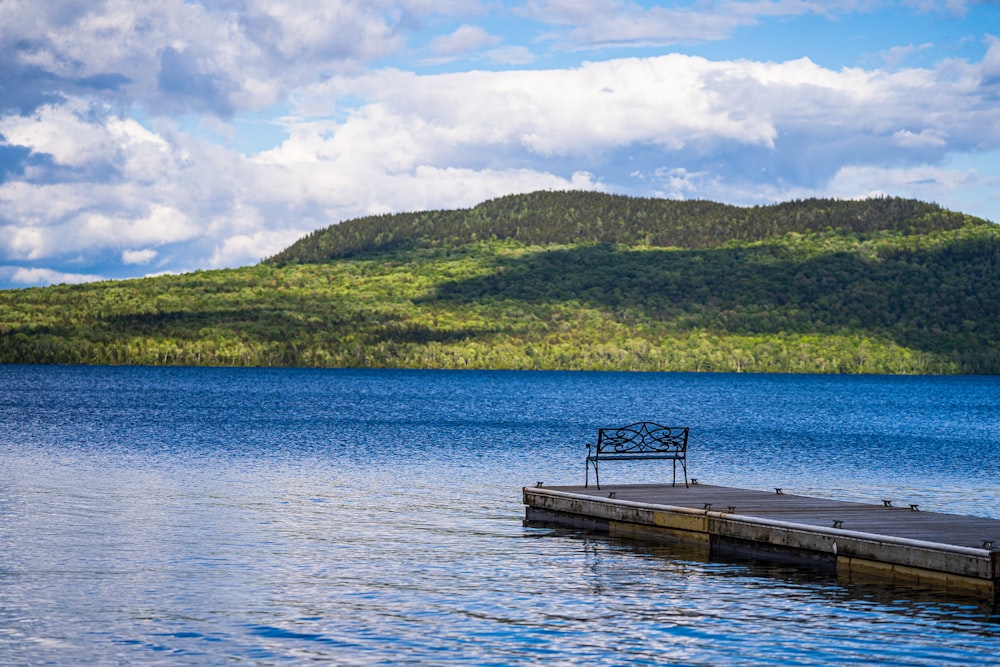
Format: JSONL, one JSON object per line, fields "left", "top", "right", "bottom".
{"left": 266, "top": 191, "right": 981, "bottom": 263}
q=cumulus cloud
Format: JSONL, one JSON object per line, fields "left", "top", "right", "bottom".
{"left": 300, "top": 56, "right": 783, "bottom": 162}
{"left": 301, "top": 51, "right": 997, "bottom": 177}
{"left": 0, "top": 100, "right": 169, "bottom": 174}
{"left": 0, "top": 0, "right": 409, "bottom": 118}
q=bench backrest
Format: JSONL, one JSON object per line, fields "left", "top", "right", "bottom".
{"left": 594, "top": 422, "right": 688, "bottom": 457}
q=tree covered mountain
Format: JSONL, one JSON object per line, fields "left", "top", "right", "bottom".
{"left": 3, "top": 191, "right": 999, "bottom": 374}
{"left": 266, "top": 191, "right": 981, "bottom": 263}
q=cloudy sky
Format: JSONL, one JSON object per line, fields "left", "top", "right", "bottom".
{"left": 2, "top": 1, "right": 999, "bottom": 289}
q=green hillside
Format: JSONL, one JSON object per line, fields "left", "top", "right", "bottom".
{"left": 3, "top": 191, "right": 999, "bottom": 374}
{"left": 267, "top": 191, "right": 976, "bottom": 262}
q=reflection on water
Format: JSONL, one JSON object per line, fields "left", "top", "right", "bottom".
{"left": 1, "top": 365, "right": 999, "bottom": 665}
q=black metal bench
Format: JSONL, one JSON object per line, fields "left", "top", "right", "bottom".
{"left": 585, "top": 422, "right": 689, "bottom": 489}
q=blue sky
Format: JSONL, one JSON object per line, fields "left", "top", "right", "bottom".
{"left": 1, "top": 1, "right": 999, "bottom": 289}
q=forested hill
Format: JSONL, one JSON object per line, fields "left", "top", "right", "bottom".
{"left": 3, "top": 191, "right": 1000, "bottom": 374}
{"left": 266, "top": 191, "right": 984, "bottom": 264}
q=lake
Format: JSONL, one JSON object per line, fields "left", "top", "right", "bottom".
{"left": 1, "top": 365, "right": 999, "bottom": 665}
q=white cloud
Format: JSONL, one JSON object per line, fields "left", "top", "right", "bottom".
{"left": 2, "top": 266, "right": 105, "bottom": 286}
{"left": 0, "top": 101, "right": 171, "bottom": 175}
{"left": 486, "top": 45, "right": 537, "bottom": 65}
{"left": 520, "top": 0, "right": 984, "bottom": 52}
{"left": 122, "top": 248, "right": 158, "bottom": 265}
{"left": 0, "top": 185, "right": 200, "bottom": 260}
{"left": 1, "top": 104, "right": 103, "bottom": 167}
{"left": 829, "top": 163, "right": 986, "bottom": 198}
{"left": 648, "top": 166, "right": 715, "bottom": 200}
{"left": 1, "top": 224, "right": 47, "bottom": 261}
{"left": 902, "top": 0, "right": 977, "bottom": 15}
{"left": 0, "top": 1, "right": 418, "bottom": 118}
{"left": 299, "top": 56, "right": 784, "bottom": 161}
{"left": 298, "top": 51, "right": 1000, "bottom": 174}
{"left": 824, "top": 160, "right": 1000, "bottom": 222}
{"left": 893, "top": 128, "right": 948, "bottom": 148}
{"left": 880, "top": 42, "right": 934, "bottom": 68}
{"left": 209, "top": 228, "right": 308, "bottom": 268}
{"left": 982, "top": 34, "right": 1000, "bottom": 82}
{"left": 429, "top": 25, "right": 501, "bottom": 57}
{"left": 520, "top": 0, "right": 833, "bottom": 49}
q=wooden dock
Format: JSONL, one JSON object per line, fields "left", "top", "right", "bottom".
{"left": 523, "top": 483, "right": 1000, "bottom": 599}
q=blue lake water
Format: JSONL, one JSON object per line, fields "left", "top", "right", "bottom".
{"left": 1, "top": 365, "right": 999, "bottom": 665}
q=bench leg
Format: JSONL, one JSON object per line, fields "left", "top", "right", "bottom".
{"left": 586, "top": 460, "right": 601, "bottom": 490}
{"left": 672, "top": 458, "right": 689, "bottom": 488}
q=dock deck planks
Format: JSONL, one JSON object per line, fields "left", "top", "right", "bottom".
{"left": 523, "top": 483, "right": 1000, "bottom": 599}
{"left": 551, "top": 483, "right": 1000, "bottom": 548}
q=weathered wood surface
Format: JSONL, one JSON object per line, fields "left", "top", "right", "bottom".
{"left": 536, "top": 483, "right": 1000, "bottom": 550}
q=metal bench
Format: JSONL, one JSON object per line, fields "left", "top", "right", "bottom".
{"left": 585, "top": 422, "right": 689, "bottom": 489}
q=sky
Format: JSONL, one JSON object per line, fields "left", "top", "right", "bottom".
{"left": 1, "top": 1, "right": 1000, "bottom": 289}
